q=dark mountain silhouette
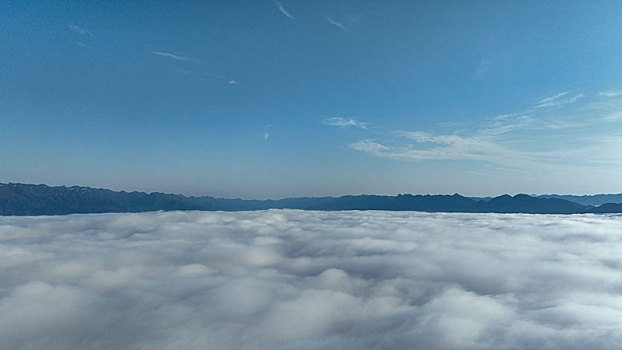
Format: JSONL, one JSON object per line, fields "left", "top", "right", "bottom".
{"left": 536, "top": 194, "right": 622, "bottom": 206}
{"left": 588, "top": 203, "right": 622, "bottom": 213}
{"left": 1, "top": 183, "right": 621, "bottom": 216}
{"left": 485, "top": 194, "right": 587, "bottom": 214}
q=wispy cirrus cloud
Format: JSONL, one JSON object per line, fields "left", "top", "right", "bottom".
{"left": 534, "top": 91, "right": 584, "bottom": 109}
{"left": 324, "top": 117, "right": 368, "bottom": 129}
{"left": 535, "top": 91, "right": 569, "bottom": 106}
{"left": 274, "top": 1, "right": 294, "bottom": 19}
{"left": 481, "top": 113, "right": 534, "bottom": 135}
{"left": 151, "top": 51, "right": 204, "bottom": 63}
{"left": 263, "top": 125, "right": 272, "bottom": 142}
{"left": 204, "top": 72, "right": 240, "bottom": 86}
{"left": 599, "top": 90, "right": 622, "bottom": 98}
{"left": 326, "top": 16, "right": 348, "bottom": 32}
{"left": 349, "top": 140, "right": 389, "bottom": 154}
{"left": 68, "top": 24, "right": 91, "bottom": 36}
{"left": 351, "top": 132, "right": 544, "bottom": 169}
{"left": 349, "top": 88, "right": 622, "bottom": 171}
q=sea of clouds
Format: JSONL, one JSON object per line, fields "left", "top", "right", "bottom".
{"left": 2, "top": 210, "right": 622, "bottom": 350}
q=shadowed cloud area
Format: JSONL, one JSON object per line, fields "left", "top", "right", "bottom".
{"left": 2, "top": 210, "right": 622, "bottom": 349}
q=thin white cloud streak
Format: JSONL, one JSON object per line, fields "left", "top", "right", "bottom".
{"left": 535, "top": 91, "right": 584, "bottom": 109}
{"left": 151, "top": 51, "right": 203, "bottom": 63}
{"left": 324, "top": 117, "right": 368, "bottom": 129}
{"left": 203, "top": 72, "right": 239, "bottom": 85}
{"left": 350, "top": 132, "right": 547, "bottom": 169}
{"left": 537, "top": 91, "right": 570, "bottom": 104}
{"left": 483, "top": 114, "right": 534, "bottom": 135}
{"left": 68, "top": 24, "right": 91, "bottom": 36}
{"left": 264, "top": 132, "right": 270, "bottom": 141}
{"left": 599, "top": 90, "right": 622, "bottom": 98}
{"left": 274, "top": 1, "right": 294, "bottom": 19}
{"left": 2, "top": 210, "right": 622, "bottom": 349}
{"left": 351, "top": 128, "right": 622, "bottom": 171}
{"left": 326, "top": 16, "right": 348, "bottom": 32}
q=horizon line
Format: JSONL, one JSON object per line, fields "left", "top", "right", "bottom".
{"left": 2, "top": 182, "right": 621, "bottom": 201}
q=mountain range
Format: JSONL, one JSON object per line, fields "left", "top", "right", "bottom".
{"left": 1, "top": 183, "right": 621, "bottom": 216}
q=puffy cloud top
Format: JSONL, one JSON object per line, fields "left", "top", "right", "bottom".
{"left": 2, "top": 210, "right": 622, "bottom": 349}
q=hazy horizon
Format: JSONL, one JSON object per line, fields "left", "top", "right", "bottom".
{"left": 4, "top": 181, "right": 622, "bottom": 201}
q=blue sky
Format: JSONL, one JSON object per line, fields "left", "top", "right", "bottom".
{"left": 2, "top": 0, "right": 622, "bottom": 198}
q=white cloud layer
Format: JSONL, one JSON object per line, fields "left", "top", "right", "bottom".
{"left": 2, "top": 210, "right": 622, "bottom": 349}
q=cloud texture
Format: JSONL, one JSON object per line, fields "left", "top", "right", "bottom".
{"left": 2, "top": 210, "right": 622, "bottom": 349}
